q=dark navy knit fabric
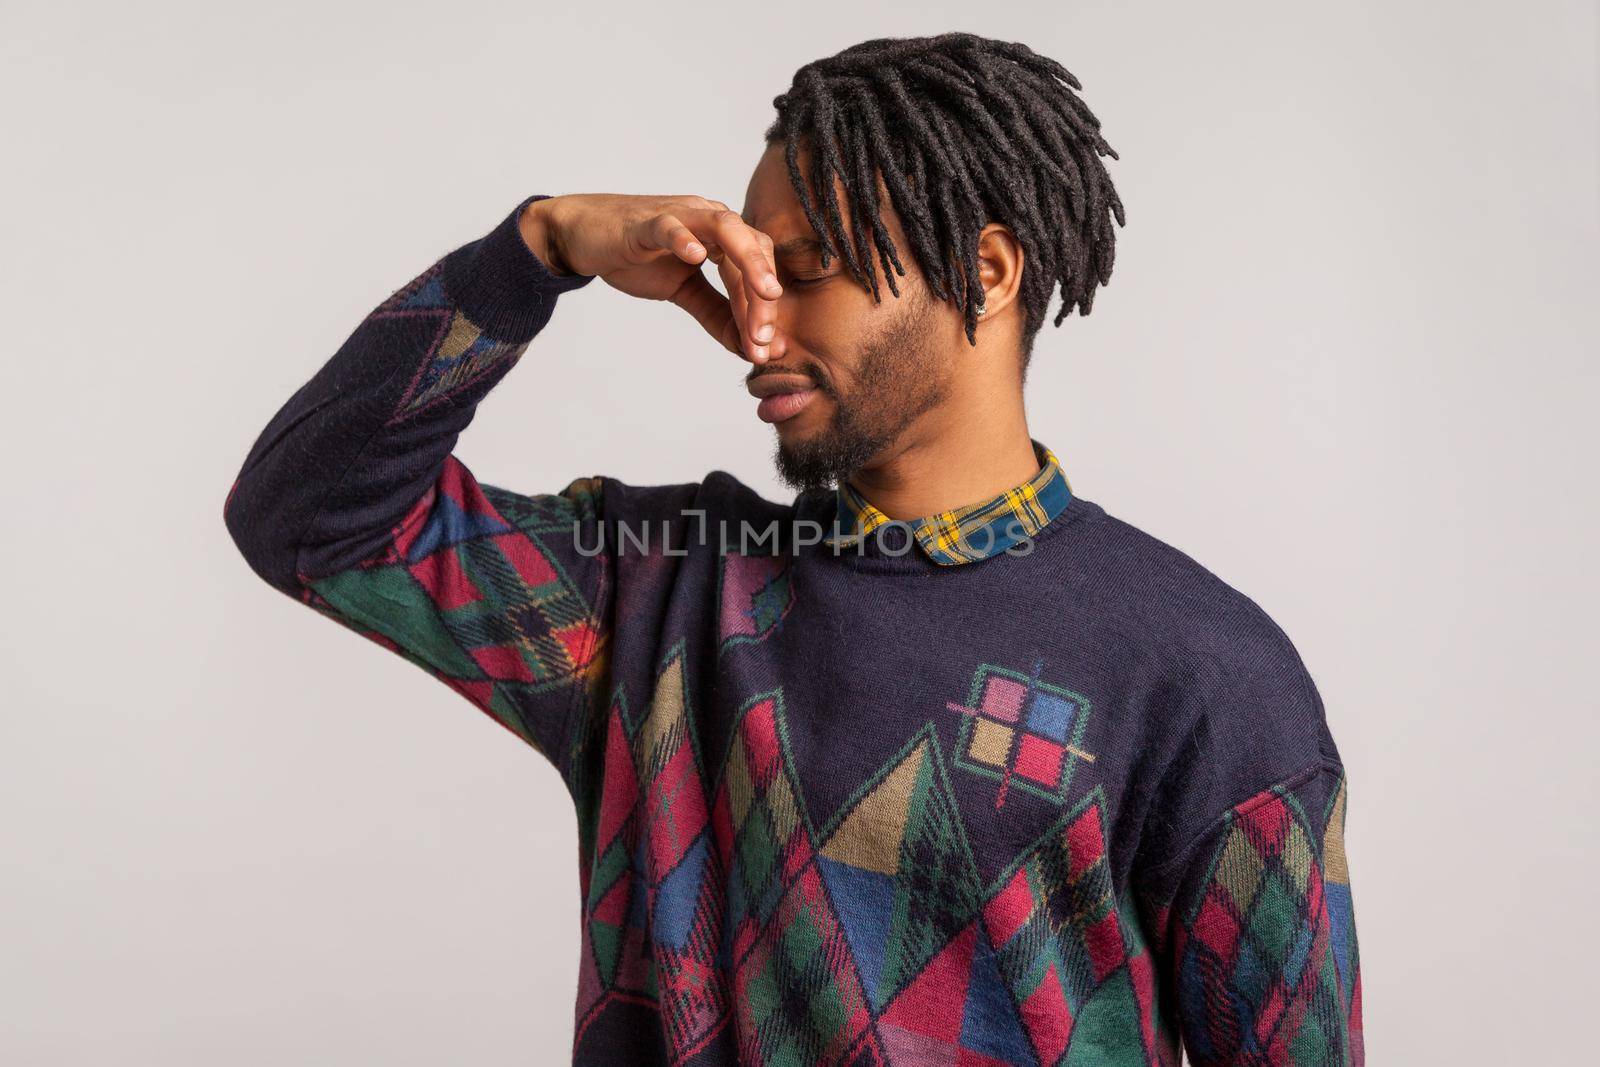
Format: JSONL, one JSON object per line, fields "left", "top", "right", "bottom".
{"left": 224, "top": 197, "right": 1362, "bottom": 1066}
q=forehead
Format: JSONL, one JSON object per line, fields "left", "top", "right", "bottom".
{"left": 740, "top": 140, "right": 908, "bottom": 259}
{"left": 740, "top": 142, "right": 813, "bottom": 240}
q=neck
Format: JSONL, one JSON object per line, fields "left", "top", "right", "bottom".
{"left": 845, "top": 395, "right": 1039, "bottom": 521}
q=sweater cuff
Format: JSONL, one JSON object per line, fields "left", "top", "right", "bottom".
{"left": 441, "top": 194, "right": 596, "bottom": 342}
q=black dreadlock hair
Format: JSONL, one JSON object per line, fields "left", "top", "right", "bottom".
{"left": 762, "top": 32, "right": 1125, "bottom": 366}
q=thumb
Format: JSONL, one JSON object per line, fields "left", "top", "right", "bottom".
{"left": 669, "top": 270, "right": 744, "bottom": 356}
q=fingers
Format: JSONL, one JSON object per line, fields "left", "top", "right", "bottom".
{"left": 635, "top": 213, "right": 708, "bottom": 266}
{"left": 717, "top": 254, "right": 753, "bottom": 356}
{"left": 668, "top": 270, "right": 743, "bottom": 356}
{"left": 716, "top": 212, "right": 782, "bottom": 363}
{"left": 634, "top": 208, "right": 760, "bottom": 359}
{"left": 683, "top": 208, "right": 783, "bottom": 363}
{"left": 710, "top": 210, "right": 782, "bottom": 301}
{"left": 638, "top": 204, "right": 782, "bottom": 362}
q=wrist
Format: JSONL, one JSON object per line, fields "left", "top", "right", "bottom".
{"left": 519, "top": 196, "right": 575, "bottom": 277}
{"left": 442, "top": 196, "right": 593, "bottom": 343}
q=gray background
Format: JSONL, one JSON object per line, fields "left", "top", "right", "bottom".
{"left": 3, "top": 1, "right": 1595, "bottom": 1062}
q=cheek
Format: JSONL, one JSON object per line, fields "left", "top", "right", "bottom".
{"left": 783, "top": 285, "right": 889, "bottom": 377}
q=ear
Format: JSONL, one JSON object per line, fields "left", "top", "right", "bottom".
{"left": 973, "top": 223, "right": 1024, "bottom": 321}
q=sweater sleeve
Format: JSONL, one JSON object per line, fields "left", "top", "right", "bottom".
{"left": 1150, "top": 764, "right": 1363, "bottom": 1066}
{"left": 1131, "top": 619, "right": 1364, "bottom": 1065}
{"left": 223, "top": 195, "right": 616, "bottom": 779}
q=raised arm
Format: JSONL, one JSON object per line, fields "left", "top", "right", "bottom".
{"left": 223, "top": 195, "right": 593, "bottom": 592}
{"left": 222, "top": 192, "right": 785, "bottom": 776}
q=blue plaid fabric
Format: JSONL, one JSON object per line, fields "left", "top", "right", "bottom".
{"left": 825, "top": 440, "right": 1073, "bottom": 565}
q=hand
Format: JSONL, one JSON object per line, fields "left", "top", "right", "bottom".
{"left": 520, "top": 194, "right": 783, "bottom": 363}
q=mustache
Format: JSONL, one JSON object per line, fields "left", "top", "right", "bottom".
{"left": 745, "top": 362, "right": 839, "bottom": 400}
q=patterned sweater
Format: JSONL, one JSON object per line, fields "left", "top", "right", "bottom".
{"left": 224, "top": 196, "right": 1363, "bottom": 1066}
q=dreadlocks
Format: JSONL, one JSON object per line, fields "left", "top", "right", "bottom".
{"left": 763, "top": 32, "right": 1125, "bottom": 363}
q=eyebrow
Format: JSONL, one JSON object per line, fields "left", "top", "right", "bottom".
{"left": 772, "top": 237, "right": 825, "bottom": 258}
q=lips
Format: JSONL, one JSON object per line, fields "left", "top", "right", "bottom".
{"left": 756, "top": 390, "right": 816, "bottom": 423}
{"left": 746, "top": 373, "right": 820, "bottom": 424}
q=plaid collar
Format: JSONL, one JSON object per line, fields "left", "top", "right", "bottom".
{"left": 825, "top": 440, "right": 1073, "bottom": 565}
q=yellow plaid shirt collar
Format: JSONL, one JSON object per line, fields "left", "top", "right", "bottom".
{"left": 825, "top": 441, "right": 1073, "bottom": 565}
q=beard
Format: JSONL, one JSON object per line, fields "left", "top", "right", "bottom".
{"left": 773, "top": 294, "right": 947, "bottom": 492}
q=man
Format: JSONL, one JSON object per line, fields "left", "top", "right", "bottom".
{"left": 225, "top": 32, "right": 1362, "bottom": 1067}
